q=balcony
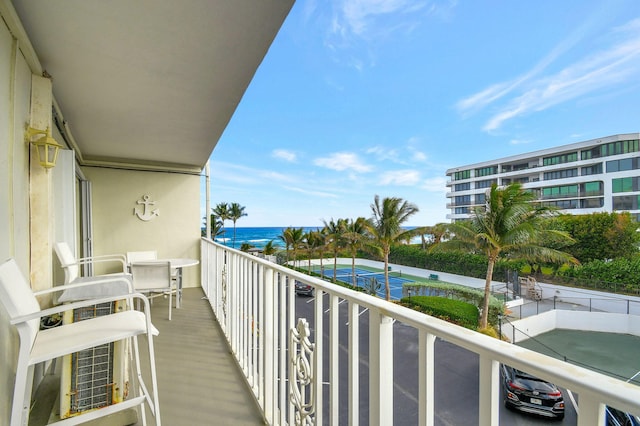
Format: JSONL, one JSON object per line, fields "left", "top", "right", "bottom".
{"left": 174, "top": 239, "right": 640, "bottom": 425}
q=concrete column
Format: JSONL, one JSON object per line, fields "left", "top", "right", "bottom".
{"left": 28, "top": 74, "right": 53, "bottom": 296}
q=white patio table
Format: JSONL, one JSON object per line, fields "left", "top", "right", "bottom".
{"left": 131, "top": 258, "right": 199, "bottom": 309}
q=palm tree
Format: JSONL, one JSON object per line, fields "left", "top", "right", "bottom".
{"left": 343, "top": 217, "right": 370, "bottom": 288}
{"left": 212, "top": 202, "right": 230, "bottom": 245}
{"left": 263, "top": 240, "right": 277, "bottom": 256}
{"left": 322, "top": 218, "right": 346, "bottom": 283}
{"left": 432, "top": 183, "right": 577, "bottom": 329}
{"left": 280, "top": 227, "right": 305, "bottom": 268}
{"left": 305, "top": 229, "right": 325, "bottom": 273}
{"left": 367, "top": 195, "right": 419, "bottom": 301}
{"left": 229, "top": 202, "right": 247, "bottom": 248}
{"left": 208, "top": 215, "right": 225, "bottom": 240}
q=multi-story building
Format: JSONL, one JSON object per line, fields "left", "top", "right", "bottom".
{"left": 446, "top": 133, "right": 640, "bottom": 222}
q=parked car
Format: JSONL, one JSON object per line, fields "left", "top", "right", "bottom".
{"left": 606, "top": 406, "right": 640, "bottom": 426}
{"left": 501, "top": 364, "right": 565, "bottom": 420}
{"left": 294, "top": 281, "right": 314, "bottom": 296}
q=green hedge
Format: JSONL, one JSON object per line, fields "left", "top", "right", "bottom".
{"left": 401, "top": 296, "right": 479, "bottom": 329}
{"left": 404, "top": 281, "right": 504, "bottom": 326}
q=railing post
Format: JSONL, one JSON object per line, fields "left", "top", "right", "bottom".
{"left": 418, "top": 330, "right": 435, "bottom": 426}
{"left": 263, "top": 267, "right": 274, "bottom": 423}
{"left": 577, "top": 393, "right": 604, "bottom": 426}
{"left": 369, "top": 310, "right": 393, "bottom": 426}
{"left": 330, "top": 294, "right": 339, "bottom": 425}
{"left": 314, "top": 289, "right": 324, "bottom": 426}
{"left": 478, "top": 355, "right": 499, "bottom": 426}
{"left": 348, "top": 301, "right": 359, "bottom": 425}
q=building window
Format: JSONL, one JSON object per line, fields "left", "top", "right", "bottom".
{"left": 581, "top": 198, "right": 604, "bottom": 208}
{"left": 582, "top": 181, "right": 603, "bottom": 196}
{"left": 475, "top": 193, "right": 486, "bottom": 204}
{"left": 544, "top": 168, "right": 578, "bottom": 180}
{"left": 541, "top": 199, "right": 579, "bottom": 209}
{"left": 475, "top": 179, "right": 496, "bottom": 189}
{"left": 474, "top": 166, "right": 498, "bottom": 177}
{"left": 606, "top": 157, "right": 637, "bottom": 172}
{"left": 454, "top": 182, "right": 470, "bottom": 191}
{"left": 581, "top": 139, "right": 640, "bottom": 160}
{"left": 543, "top": 152, "right": 577, "bottom": 166}
{"left": 454, "top": 207, "right": 470, "bottom": 214}
{"left": 612, "top": 195, "right": 637, "bottom": 210}
{"left": 612, "top": 177, "right": 636, "bottom": 193}
{"left": 454, "top": 170, "right": 471, "bottom": 181}
{"left": 581, "top": 163, "right": 603, "bottom": 176}
{"left": 454, "top": 195, "right": 471, "bottom": 205}
{"left": 541, "top": 184, "right": 579, "bottom": 199}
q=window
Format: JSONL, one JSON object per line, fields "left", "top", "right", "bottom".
{"left": 607, "top": 157, "right": 637, "bottom": 172}
{"left": 454, "top": 195, "right": 471, "bottom": 205}
{"left": 541, "top": 184, "right": 579, "bottom": 199}
{"left": 454, "top": 207, "right": 469, "bottom": 214}
{"left": 612, "top": 177, "right": 635, "bottom": 193}
{"left": 612, "top": 195, "right": 636, "bottom": 210}
{"left": 474, "top": 166, "right": 498, "bottom": 177}
{"left": 475, "top": 179, "right": 496, "bottom": 189}
{"left": 581, "top": 198, "right": 604, "bottom": 208}
{"left": 454, "top": 170, "right": 471, "bottom": 181}
{"left": 541, "top": 199, "right": 579, "bottom": 209}
{"left": 581, "top": 163, "right": 603, "bottom": 176}
{"left": 583, "top": 140, "right": 639, "bottom": 160}
{"left": 582, "top": 181, "right": 603, "bottom": 196}
{"left": 454, "top": 182, "right": 470, "bottom": 191}
{"left": 475, "top": 193, "right": 486, "bottom": 204}
{"left": 543, "top": 152, "right": 577, "bottom": 166}
{"left": 544, "top": 168, "right": 578, "bottom": 180}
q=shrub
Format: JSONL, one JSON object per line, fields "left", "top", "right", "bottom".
{"left": 401, "top": 296, "right": 479, "bottom": 330}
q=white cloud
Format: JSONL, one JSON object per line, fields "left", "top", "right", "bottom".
{"left": 380, "top": 169, "right": 421, "bottom": 185}
{"left": 283, "top": 186, "right": 339, "bottom": 198}
{"left": 272, "top": 149, "right": 297, "bottom": 162}
{"left": 313, "top": 152, "right": 373, "bottom": 172}
{"left": 509, "top": 138, "right": 531, "bottom": 145}
{"left": 366, "top": 145, "right": 400, "bottom": 161}
{"left": 421, "top": 176, "right": 448, "bottom": 193}
{"left": 457, "top": 17, "right": 640, "bottom": 132}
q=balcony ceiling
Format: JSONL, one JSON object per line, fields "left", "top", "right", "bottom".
{"left": 12, "top": 0, "right": 294, "bottom": 173}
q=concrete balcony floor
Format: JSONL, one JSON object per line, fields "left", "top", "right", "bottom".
{"left": 139, "top": 287, "right": 264, "bottom": 425}
{"left": 29, "top": 287, "right": 264, "bottom": 425}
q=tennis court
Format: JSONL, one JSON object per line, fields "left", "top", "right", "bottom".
{"left": 321, "top": 267, "right": 414, "bottom": 300}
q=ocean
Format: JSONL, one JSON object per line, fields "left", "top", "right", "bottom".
{"left": 214, "top": 226, "right": 318, "bottom": 250}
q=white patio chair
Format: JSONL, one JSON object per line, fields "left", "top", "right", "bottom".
{"left": 0, "top": 258, "right": 161, "bottom": 426}
{"left": 127, "top": 250, "right": 158, "bottom": 265}
{"left": 54, "top": 242, "right": 133, "bottom": 303}
{"left": 130, "top": 261, "right": 174, "bottom": 320}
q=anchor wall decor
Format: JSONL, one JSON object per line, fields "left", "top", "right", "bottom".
{"left": 134, "top": 195, "right": 159, "bottom": 221}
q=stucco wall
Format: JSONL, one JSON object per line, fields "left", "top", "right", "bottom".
{"left": 83, "top": 167, "right": 202, "bottom": 288}
{"left": 0, "top": 15, "right": 34, "bottom": 424}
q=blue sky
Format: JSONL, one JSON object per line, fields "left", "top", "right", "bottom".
{"left": 204, "top": 0, "right": 640, "bottom": 228}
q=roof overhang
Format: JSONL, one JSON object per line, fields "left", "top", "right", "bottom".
{"left": 11, "top": 0, "right": 294, "bottom": 174}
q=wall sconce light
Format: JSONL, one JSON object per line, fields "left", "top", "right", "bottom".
{"left": 25, "top": 126, "right": 63, "bottom": 169}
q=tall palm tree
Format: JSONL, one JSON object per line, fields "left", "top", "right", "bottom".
{"left": 263, "top": 240, "right": 277, "bottom": 256}
{"left": 208, "top": 215, "right": 225, "bottom": 240}
{"left": 322, "top": 218, "right": 346, "bottom": 283}
{"left": 280, "top": 227, "right": 305, "bottom": 268}
{"left": 367, "top": 195, "right": 419, "bottom": 301}
{"left": 212, "top": 202, "right": 230, "bottom": 245}
{"left": 432, "top": 183, "right": 577, "bottom": 328}
{"left": 343, "top": 217, "right": 371, "bottom": 288}
{"left": 305, "top": 229, "right": 325, "bottom": 273}
{"left": 229, "top": 202, "right": 247, "bottom": 248}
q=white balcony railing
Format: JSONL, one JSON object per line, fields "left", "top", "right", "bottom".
{"left": 201, "top": 239, "right": 640, "bottom": 425}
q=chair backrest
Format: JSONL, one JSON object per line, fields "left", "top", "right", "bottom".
{"left": 54, "top": 242, "right": 79, "bottom": 284}
{"left": 130, "top": 261, "right": 171, "bottom": 291}
{"left": 0, "top": 259, "right": 42, "bottom": 347}
{"left": 126, "top": 251, "right": 158, "bottom": 265}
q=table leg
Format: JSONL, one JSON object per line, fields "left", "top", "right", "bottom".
{"left": 176, "top": 267, "right": 183, "bottom": 308}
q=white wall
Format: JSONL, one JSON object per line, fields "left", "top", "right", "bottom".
{"left": 84, "top": 167, "right": 202, "bottom": 287}
{"left": 503, "top": 310, "right": 640, "bottom": 344}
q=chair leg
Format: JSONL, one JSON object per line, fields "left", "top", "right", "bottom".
{"left": 12, "top": 354, "right": 34, "bottom": 426}
{"left": 132, "top": 333, "right": 161, "bottom": 425}
{"left": 168, "top": 291, "right": 172, "bottom": 321}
